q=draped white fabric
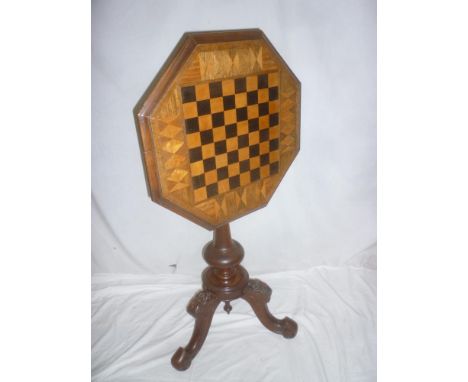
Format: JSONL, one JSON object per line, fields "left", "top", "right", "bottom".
{"left": 92, "top": 0, "right": 376, "bottom": 380}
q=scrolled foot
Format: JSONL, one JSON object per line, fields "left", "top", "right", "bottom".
{"left": 280, "top": 317, "right": 298, "bottom": 338}
{"left": 171, "top": 347, "right": 191, "bottom": 371}
{"left": 242, "top": 278, "right": 298, "bottom": 339}
{"left": 171, "top": 290, "right": 220, "bottom": 371}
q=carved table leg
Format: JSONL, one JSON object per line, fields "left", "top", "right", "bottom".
{"left": 171, "top": 290, "right": 221, "bottom": 371}
{"left": 241, "top": 279, "right": 298, "bottom": 338}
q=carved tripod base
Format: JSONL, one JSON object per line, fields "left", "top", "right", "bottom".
{"left": 171, "top": 225, "right": 298, "bottom": 371}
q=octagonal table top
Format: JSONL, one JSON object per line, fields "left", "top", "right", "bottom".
{"left": 134, "top": 29, "right": 300, "bottom": 230}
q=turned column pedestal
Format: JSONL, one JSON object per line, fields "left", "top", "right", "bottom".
{"left": 171, "top": 224, "right": 298, "bottom": 371}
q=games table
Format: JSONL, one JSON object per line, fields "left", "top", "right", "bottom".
{"left": 134, "top": 29, "right": 301, "bottom": 371}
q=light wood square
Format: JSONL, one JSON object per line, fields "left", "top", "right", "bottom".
{"left": 238, "top": 147, "right": 249, "bottom": 160}
{"left": 228, "top": 163, "right": 240, "bottom": 177}
{"left": 246, "top": 75, "right": 257, "bottom": 91}
{"left": 195, "top": 83, "right": 210, "bottom": 100}
{"left": 237, "top": 120, "right": 248, "bottom": 135}
{"left": 215, "top": 153, "right": 228, "bottom": 168}
{"left": 247, "top": 105, "right": 259, "bottom": 119}
{"left": 182, "top": 102, "right": 198, "bottom": 119}
{"left": 226, "top": 137, "right": 238, "bottom": 152}
{"left": 213, "top": 127, "right": 226, "bottom": 142}
{"left": 190, "top": 160, "right": 204, "bottom": 176}
{"left": 186, "top": 132, "right": 201, "bottom": 148}
{"left": 222, "top": 79, "right": 235, "bottom": 95}
{"left": 235, "top": 93, "right": 247, "bottom": 108}
{"left": 258, "top": 88, "right": 269, "bottom": 103}
{"left": 202, "top": 143, "right": 215, "bottom": 158}
{"left": 224, "top": 109, "right": 237, "bottom": 125}
{"left": 210, "top": 97, "right": 224, "bottom": 113}
{"left": 205, "top": 169, "right": 218, "bottom": 185}
{"left": 198, "top": 115, "right": 213, "bottom": 131}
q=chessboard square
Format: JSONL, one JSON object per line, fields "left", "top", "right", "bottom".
{"left": 224, "top": 109, "right": 237, "bottom": 125}
{"left": 193, "top": 187, "right": 207, "bottom": 203}
{"left": 270, "top": 150, "right": 280, "bottom": 162}
{"left": 260, "top": 165, "right": 270, "bottom": 178}
{"left": 269, "top": 138, "right": 279, "bottom": 151}
{"left": 223, "top": 95, "right": 236, "bottom": 110}
{"left": 229, "top": 175, "right": 240, "bottom": 189}
{"left": 268, "top": 72, "right": 279, "bottom": 86}
{"left": 215, "top": 140, "right": 227, "bottom": 155}
{"left": 181, "top": 85, "right": 196, "bottom": 103}
{"left": 250, "top": 167, "right": 261, "bottom": 182}
{"left": 260, "top": 153, "right": 270, "bottom": 166}
{"left": 190, "top": 160, "right": 205, "bottom": 176}
{"left": 247, "top": 105, "right": 259, "bottom": 119}
{"left": 210, "top": 97, "right": 224, "bottom": 113}
{"left": 225, "top": 123, "right": 237, "bottom": 138}
{"left": 203, "top": 157, "right": 216, "bottom": 172}
{"left": 258, "top": 73, "right": 268, "bottom": 89}
{"left": 248, "top": 118, "right": 259, "bottom": 132}
{"left": 259, "top": 141, "right": 270, "bottom": 155}
{"left": 270, "top": 125, "right": 280, "bottom": 139}
{"left": 192, "top": 174, "right": 205, "bottom": 189}
{"left": 248, "top": 131, "right": 260, "bottom": 145}
{"left": 195, "top": 83, "right": 210, "bottom": 100}
{"left": 235, "top": 77, "right": 246, "bottom": 93}
{"left": 222, "top": 79, "right": 235, "bottom": 95}
{"left": 270, "top": 161, "right": 279, "bottom": 174}
{"left": 189, "top": 147, "right": 203, "bottom": 163}
{"left": 228, "top": 163, "right": 240, "bottom": 177}
{"left": 236, "top": 107, "right": 248, "bottom": 122}
{"left": 182, "top": 102, "right": 198, "bottom": 119}
{"left": 218, "top": 178, "right": 230, "bottom": 194}
{"left": 240, "top": 172, "right": 250, "bottom": 186}
{"left": 213, "top": 126, "right": 226, "bottom": 142}
{"left": 269, "top": 100, "right": 279, "bottom": 114}
{"left": 249, "top": 144, "right": 260, "bottom": 157}
{"left": 209, "top": 81, "right": 223, "bottom": 98}
{"left": 197, "top": 99, "right": 211, "bottom": 116}
{"left": 258, "top": 88, "right": 269, "bottom": 103}
{"left": 205, "top": 169, "right": 218, "bottom": 185}
{"left": 238, "top": 147, "right": 250, "bottom": 161}
{"left": 258, "top": 102, "right": 269, "bottom": 116}
{"left": 215, "top": 153, "right": 228, "bottom": 168}
{"left": 259, "top": 128, "right": 269, "bottom": 142}
{"left": 239, "top": 159, "right": 250, "bottom": 173}
{"left": 187, "top": 132, "right": 202, "bottom": 148}
{"left": 247, "top": 91, "right": 258, "bottom": 105}
{"left": 259, "top": 115, "right": 270, "bottom": 129}
{"left": 238, "top": 134, "right": 249, "bottom": 148}
{"left": 201, "top": 142, "right": 215, "bottom": 159}
{"left": 269, "top": 86, "right": 279, "bottom": 101}
{"left": 212, "top": 112, "right": 225, "bottom": 128}
{"left": 237, "top": 120, "right": 249, "bottom": 135}
{"left": 200, "top": 130, "right": 214, "bottom": 145}
{"left": 206, "top": 183, "right": 219, "bottom": 198}
{"left": 250, "top": 156, "right": 260, "bottom": 169}
{"left": 269, "top": 113, "right": 279, "bottom": 127}
{"left": 185, "top": 117, "right": 199, "bottom": 134}
{"left": 235, "top": 92, "right": 247, "bottom": 108}
{"left": 227, "top": 150, "right": 239, "bottom": 164}
{"left": 217, "top": 166, "right": 229, "bottom": 180}
{"left": 246, "top": 75, "right": 258, "bottom": 91}
{"left": 226, "top": 136, "right": 238, "bottom": 152}
{"left": 198, "top": 114, "right": 213, "bottom": 131}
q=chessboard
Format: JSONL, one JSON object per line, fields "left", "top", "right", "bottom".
{"left": 181, "top": 72, "right": 280, "bottom": 203}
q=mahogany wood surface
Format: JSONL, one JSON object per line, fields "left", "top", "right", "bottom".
{"left": 171, "top": 224, "right": 298, "bottom": 371}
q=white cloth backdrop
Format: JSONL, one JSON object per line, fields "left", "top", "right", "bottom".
{"left": 92, "top": 0, "right": 376, "bottom": 380}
